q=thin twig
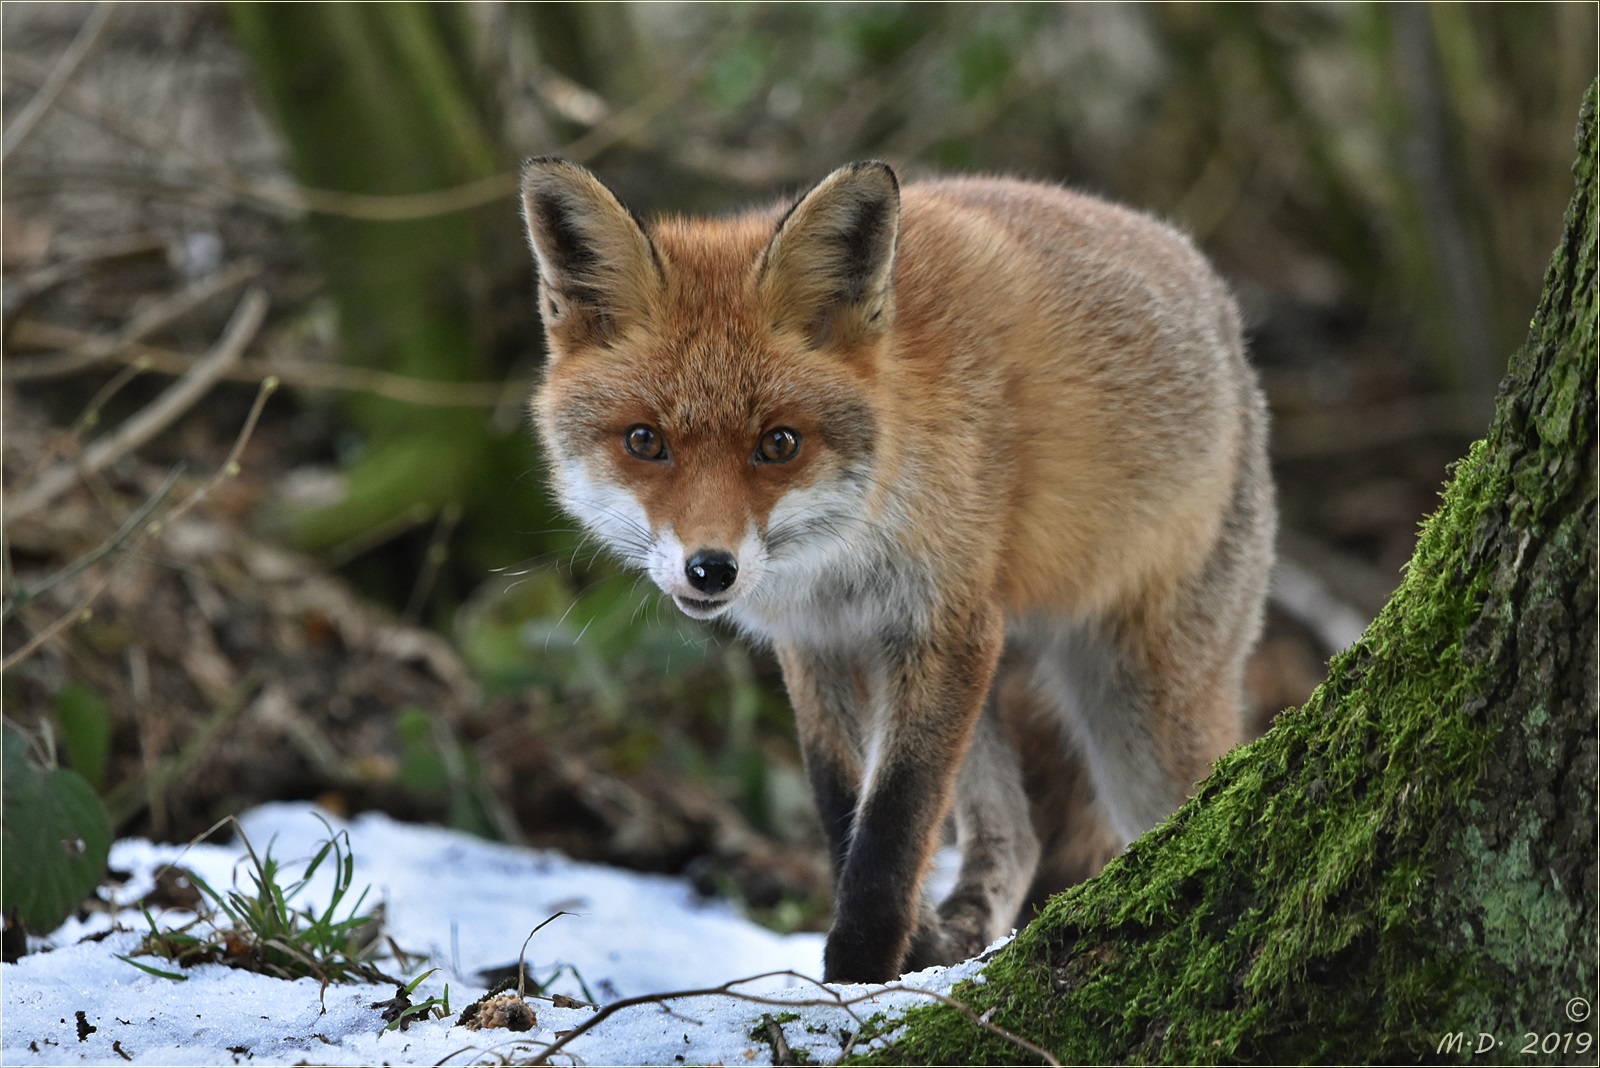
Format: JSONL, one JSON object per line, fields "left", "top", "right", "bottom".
{"left": 517, "top": 968, "right": 1061, "bottom": 1067}
{"left": 2, "top": 555, "right": 117, "bottom": 674}
{"left": 266, "top": 174, "right": 521, "bottom": 223}
{"left": 319, "top": 502, "right": 435, "bottom": 570}
{"left": 2, "top": 234, "right": 168, "bottom": 332}
{"left": 2, "top": 52, "right": 294, "bottom": 214}
{"left": 403, "top": 502, "right": 462, "bottom": 624}
{"left": 71, "top": 360, "right": 151, "bottom": 436}
{"left": 0, "top": 466, "right": 183, "bottom": 622}
{"left": 101, "top": 674, "right": 262, "bottom": 829}
{"left": 1, "top": 378, "right": 277, "bottom": 674}
{"left": 765, "top": 1017, "right": 798, "bottom": 1066}
{"left": 4, "top": 288, "right": 268, "bottom": 521}
{"left": 155, "top": 373, "right": 277, "bottom": 530}
{"left": 537, "top": 65, "right": 704, "bottom": 174}
{"left": 0, "top": 57, "right": 513, "bottom": 222}
{"left": 1, "top": 534, "right": 16, "bottom": 610}
{"left": 8, "top": 319, "right": 526, "bottom": 409}
{"left": 7, "top": 359, "right": 155, "bottom": 497}
{"left": 5, "top": 259, "right": 263, "bottom": 380}
{"left": 1, "top": 3, "right": 117, "bottom": 159}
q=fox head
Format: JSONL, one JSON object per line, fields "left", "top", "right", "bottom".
{"left": 521, "top": 159, "right": 900, "bottom": 622}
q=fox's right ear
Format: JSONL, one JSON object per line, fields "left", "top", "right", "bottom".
{"left": 521, "top": 158, "right": 662, "bottom": 349}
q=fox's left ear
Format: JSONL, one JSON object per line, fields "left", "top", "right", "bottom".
{"left": 521, "top": 158, "right": 662, "bottom": 350}
{"left": 756, "top": 161, "right": 900, "bottom": 350}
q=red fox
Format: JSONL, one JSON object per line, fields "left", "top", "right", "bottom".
{"left": 520, "top": 158, "right": 1275, "bottom": 984}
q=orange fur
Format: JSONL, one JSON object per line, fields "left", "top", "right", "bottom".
{"left": 521, "top": 159, "right": 1275, "bottom": 983}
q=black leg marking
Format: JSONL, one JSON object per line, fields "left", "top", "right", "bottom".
{"left": 823, "top": 753, "right": 950, "bottom": 983}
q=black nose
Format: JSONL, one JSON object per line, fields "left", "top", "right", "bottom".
{"left": 685, "top": 550, "right": 737, "bottom": 594}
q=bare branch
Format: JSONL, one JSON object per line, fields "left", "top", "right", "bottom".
{"left": 151, "top": 372, "right": 278, "bottom": 532}
{"left": 404, "top": 502, "right": 463, "bottom": 624}
{"left": 2, "top": 234, "right": 167, "bottom": 331}
{"left": 1268, "top": 557, "right": 1372, "bottom": 656}
{"left": 1, "top": 3, "right": 117, "bottom": 159}
{"left": 518, "top": 968, "right": 1061, "bottom": 1067}
{"left": 1, "top": 465, "right": 183, "bottom": 622}
{"left": 765, "top": 1016, "right": 798, "bottom": 1066}
{"left": 9, "top": 319, "right": 527, "bottom": 409}
{"left": 5, "top": 259, "right": 263, "bottom": 380}
{"left": 2, "top": 25, "right": 720, "bottom": 222}
{"left": 4, "top": 288, "right": 268, "bottom": 521}
{"left": 2, "top": 377, "right": 276, "bottom": 674}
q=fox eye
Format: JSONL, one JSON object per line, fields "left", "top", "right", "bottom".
{"left": 624, "top": 424, "right": 668, "bottom": 461}
{"left": 755, "top": 427, "right": 802, "bottom": 464}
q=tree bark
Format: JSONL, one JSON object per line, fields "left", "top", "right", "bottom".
{"left": 859, "top": 82, "right": 1596, "bottom": 1066}
{"left": 229, "top": 5, "right": 550, "bottom": 562}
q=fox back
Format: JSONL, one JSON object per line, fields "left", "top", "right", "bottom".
{"left": 521, "top": 159, "right": 1275, "bottom": 983}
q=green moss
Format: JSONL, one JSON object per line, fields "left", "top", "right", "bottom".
{"left": 854, "top": 435, "right": 1498, "bottom": 1060}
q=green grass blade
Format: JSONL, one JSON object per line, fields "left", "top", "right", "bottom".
{"left": 115, "top": 954, "right": 189, "bottom": 981}
{"left": 402, "top": 967, "right": 439, "bottom": 995}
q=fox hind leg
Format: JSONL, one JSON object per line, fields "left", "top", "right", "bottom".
{"left": 1052, "top": 409, "right": 1274, "bottom": 847}
{"left": 934, "top": 685, "right": 1041, "bottom": 962}
{"left": 1026, "top": 450, "right": 1273, "bottom": 855}
{"left": 993, "top": 654, "right": 1124, "bottom": 922}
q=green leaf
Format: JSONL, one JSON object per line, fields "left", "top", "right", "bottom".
{"left": 54, "top": 683, "right": 113, "bottom": 792}
{"left": 3, "top": 724, "right": 113, "bottom": 932}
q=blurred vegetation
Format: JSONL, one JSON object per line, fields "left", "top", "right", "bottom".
{"left": 229, "top": 3, "right": 556, "bottom": 577}
{"left": 223, "top": 0, "right": 1593, "bottom": 554}
{"left": 5, "top": 3, "right": 1593, "bottom": 861}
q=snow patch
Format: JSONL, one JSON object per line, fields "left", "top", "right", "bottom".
{"left": 3, "top": 802, "right": 1007, "bottom": 1066}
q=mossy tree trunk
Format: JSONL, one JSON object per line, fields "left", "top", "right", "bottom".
{"left": 229, "top": 4, "right": 554, "bottom": 580}
{"left": 862, "top": 84, "right": 1596, "bottom": 1066}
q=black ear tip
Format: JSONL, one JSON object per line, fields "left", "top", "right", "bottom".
{"left": 521, "top": 157, "right": 583, "bottom": 193}
{"left": 846, "top": 160, "right": 899, "bottom": 193}
{"left": 522, "top": 156, "right": 567, "bottom": 175}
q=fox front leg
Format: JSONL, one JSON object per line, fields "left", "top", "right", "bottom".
{"left": 776, "top": 645, "right": 866, "bottom": 878}
{"left": 778, "top": 644, "right": 953, "bottom": 978}
{"left": 814, "top": 608, "right": 1004, "bottom": 984}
